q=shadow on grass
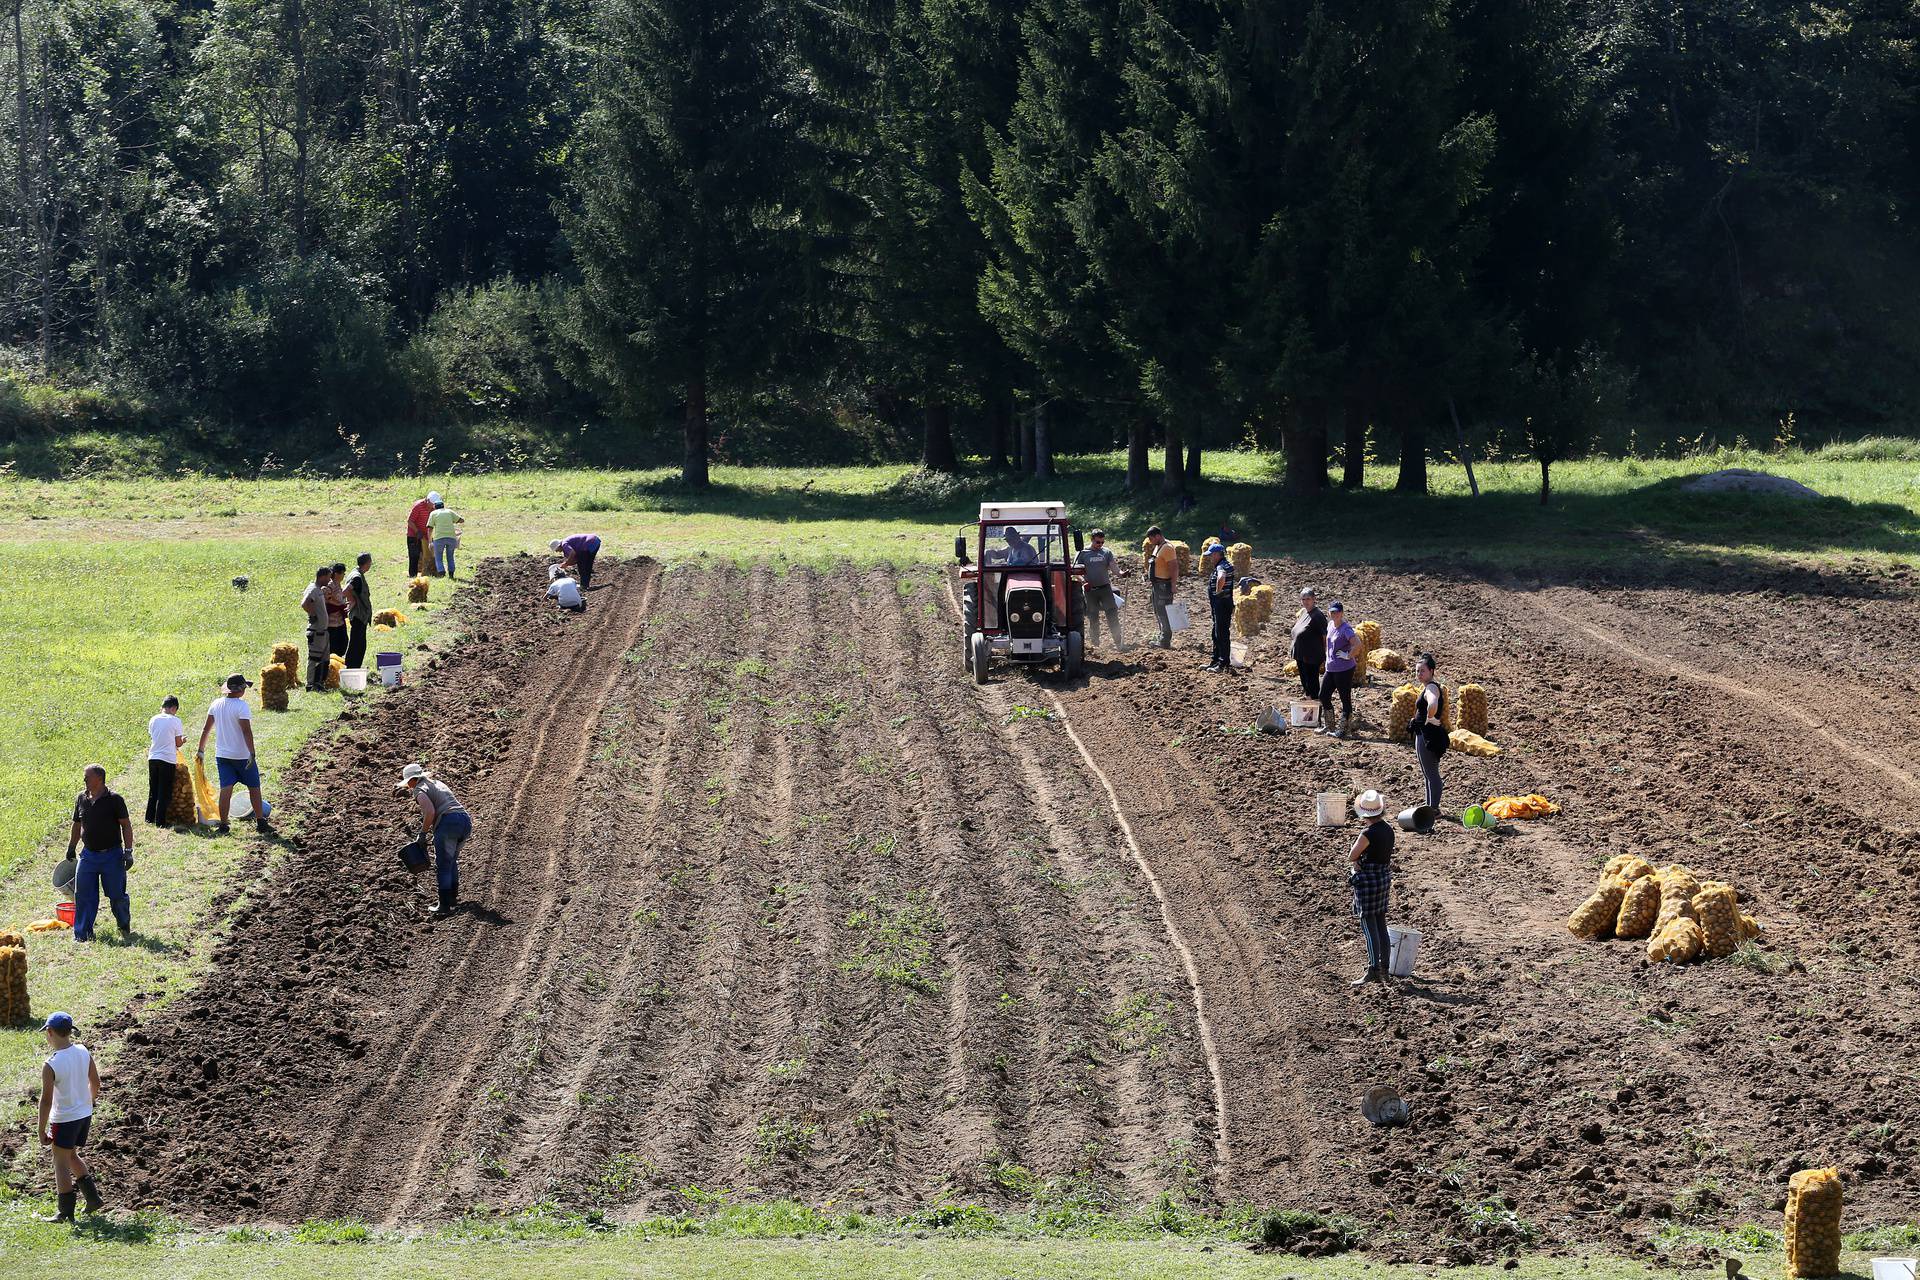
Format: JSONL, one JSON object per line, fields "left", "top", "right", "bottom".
{"left": 612, "top": 459, "right": 1920, "bottom": 594}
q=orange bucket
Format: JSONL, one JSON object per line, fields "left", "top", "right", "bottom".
{"left": 55, "top": 901, "right": 76, "bottom": 926}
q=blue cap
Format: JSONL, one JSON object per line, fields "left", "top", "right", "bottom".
{"left": 1327, "top": 600, "right": 1345, "bottom": 612}
{"left": 43, "top": 1012, "right": 74, "bottom": 1034}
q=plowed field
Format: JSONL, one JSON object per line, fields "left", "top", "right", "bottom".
{"left": 89, "top": 553, "right": 1920, "bottom": 1257}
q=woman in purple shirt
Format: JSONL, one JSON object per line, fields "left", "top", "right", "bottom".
{"left": 1317, "top": 601, "right": 1357, "bottom": 739}
{"left": 550, "top": 534, "right": 603, "bottom": 589}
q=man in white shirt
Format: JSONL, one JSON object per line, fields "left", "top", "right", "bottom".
{"left": 196, "top": 674, "right": 268, "bottom": 835}
{"left": 547, "top": 566, "right": 584, "bottom": 612}
{"left": 144, "top": 695, "right": 185, "bottom": 826}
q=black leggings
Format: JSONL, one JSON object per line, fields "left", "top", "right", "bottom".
{"left": 1415, "top": 732, "right": 1444, "bottom": 811}
{"left": 1319, "top": 668, "right": 1353, "bottom": 719}
{"left": 146, "top": 759, "right": 176, "bottom": 825}
{"left": 1298, "top": 662, "right": 1322, "bottom": 701}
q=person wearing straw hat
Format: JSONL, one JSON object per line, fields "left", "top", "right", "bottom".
{"left": 1317, "top": 600, "right": 1358, "bottom": 739}
{"left": 34, "top": 1012, "right": 104, "bottom": 1223}
{"left": 549, "top": 533, "right": 603, "bottom": 589}
{"left": 1347, "top": 789, "right": 1396, "bottom": 987}
{"left": 399, "top": 763, "right": 472, "bottom": 920}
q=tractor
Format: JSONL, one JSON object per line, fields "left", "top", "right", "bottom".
{"left": 955, "top": 500, "right": 1086, "bottom": 684}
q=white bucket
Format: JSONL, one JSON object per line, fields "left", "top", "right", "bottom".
{"left": 1230, "top": 640, "right": 1250, "bottom": 669}
{"left": 1166, "top": 601, "right": 1191, "bottom": 633}
{"left": 229, "top": 792, "right": 271, "bottom": 821}
{"left": 1315, "top": 792, "right": 1348, "bottom": 826}
{"left": 1291, "top": 700, "right": 1320, "bottom": 727}
{"left": 1872, "top": 1261, "right": 1919, "bottom": 1280}
{"left": 339, "top": 668, "right": 368, "bottom": 692}
{"left": 1387, "top": 927, "right": 1422, "bottom": 978}
{"left": 375, "top": 652, "right": 402, "bottom": 686}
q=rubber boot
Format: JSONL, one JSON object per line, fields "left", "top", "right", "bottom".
{"left": 1313, "top": 714, "right": 1332, "bottom": 735}
{"left": 77, "top": 1175, "right": 102, "bottom": 1214}
{"left": 1349, "top": 966, "right": 1381, "bottom": 989}
{"left": 1335, "top": 715, "right": 1352, "bottom": 740}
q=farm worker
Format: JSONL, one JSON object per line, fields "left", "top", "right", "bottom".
{"left": 548, "top": 565, "right": 585, "bottom": 612}
{"left": 343, "top": 552, "right": 373, "bottom": 668}
{"left": 34, "top": 1013, "right": 103, "bottom": 1223}
{"left": 1203, "top": 543, "right": 1234, "bottom": 673}
{"left": 1317, "top": 601, "right": 1357, "bottom": 739}
{"left": 1142, "top": 526, "right": 1180, "bottom": 649}
{"left": 407, "top": 492, "right": 438, "bottom": 576}
{"left": 1347, "top": 790, "right": 1395, "bottom": 987}
{"left": 65, "top": 765, "right": 133, "bottom": 943}
{"left": 1410, "top": 652, "right": 1447, "bottom": 815}
{"left": 549, "top": 533, "right": 602, "bottom": 589}
{"left": 1074, "top": 528, "right": 1125, "bottom": 650}
{"left": 144, "top": 694, "right": 185, "bottom": 826}
{"left": 1290, "top": 587, "right": 1327, "bottom": 702}
{"left": 299, "top": 566, "right": 332, "bottom": 690}
{"left": 1003, "top": 527, "right": 1039, "bottom": 566}
{"left": 197, "top": 673, "right": 268, "bottom": 835}
{"left": 428, "top": 499, "right": 464, "bottom": 579}
{"left": 400, "top": 763, "right": 472, "bottom": 920}
{"left": 325, "top": 563, "right": 350, "bottom": 657}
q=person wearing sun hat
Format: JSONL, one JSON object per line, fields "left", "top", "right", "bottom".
{"left": 1347, "top": 789, "right": 1396, "bottom": 987}
{"left": 35, "top": 1011, "right": 104, "bottom": 1222}
{"left": 550, "top": 533, "right": 603, "bottom": 589}
{"left": 399, "top": 763, "right": 472, "bottom": 920}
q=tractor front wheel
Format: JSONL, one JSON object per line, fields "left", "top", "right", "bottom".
{"left": 971, "top": 631, "right": 991, "bottom": 685}
{"left": 1063, "top": 629, "right": 1084, "bottom": 680}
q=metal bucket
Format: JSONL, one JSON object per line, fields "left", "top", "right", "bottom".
{"left": 1395, "top": 805, "right": 1436, "bottom": 834}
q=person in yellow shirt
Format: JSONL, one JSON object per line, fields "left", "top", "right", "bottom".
{"left": 1143, "top": 525, "right": 1181, "bottom": 648}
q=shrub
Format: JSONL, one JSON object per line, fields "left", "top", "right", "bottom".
{"left": 406, "top": 279, "right": 579, "bottom": 423}
{"left": 204, "top": 256, "right": 397, "bottom": 428}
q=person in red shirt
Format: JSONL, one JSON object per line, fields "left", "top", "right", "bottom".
{"left": 407, "top": 491, "right": 440, "bottom": 577}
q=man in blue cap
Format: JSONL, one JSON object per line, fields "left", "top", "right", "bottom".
{"left": 35, "top": 1011, "right": 103, "bottom": 1222}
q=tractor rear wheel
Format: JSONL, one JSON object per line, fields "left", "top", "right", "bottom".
{"left": 1063, "top": 629, "right": 1084, "bottom": 679}
{"left": 971, "top": 631, "right": 990, "bottom": 685}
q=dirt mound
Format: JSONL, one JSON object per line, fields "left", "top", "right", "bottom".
{"left": 1679, "top": 468, "right": 1821, "bottom": 499}
{"left": 77, "top": 552, "right": 1920, "bottom": 1256}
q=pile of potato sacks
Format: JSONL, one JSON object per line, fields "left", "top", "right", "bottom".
{"left": 1567, "top": 855, "right": 1763, "bottom": 963}
{"left": 1233, "top": 583, "right": 1278, "bottom": 637}
{"left": 0, "top": 933, "right": 28, "bottom": 1025}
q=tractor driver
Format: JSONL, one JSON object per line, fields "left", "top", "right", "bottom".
{"left": 1004, "top": 527, "right": 1040, "bottom": 566}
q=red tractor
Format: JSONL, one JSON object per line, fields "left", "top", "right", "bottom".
{"left": 955, "top": 500, "right": 1086, "bottom": 684}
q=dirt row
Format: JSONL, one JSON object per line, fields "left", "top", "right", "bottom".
{"left": 67, "top": 549, "right": 1920, "bottom": 1260}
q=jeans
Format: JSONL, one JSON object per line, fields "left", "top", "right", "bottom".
{"left": 1083, "top": 584, "right": 1123, "bottom": 648}
{"left": 1320, "top": 667, "right": 1354, "bottom": 721}
{"left": 74, "top": 848, "right": 130, "bottom": 941}
{"left": 145, "top": 759, "right": 176, "bottom": 825}
{"left": 1415, "top": 732, "right": 1444, "bottom": 811}
{"left": 433, "top": 537, "right": 457, "bottom": 576}
{"left": 345, "top": 618, "right": 368, "bottom": 669}
{"left": 1150, "top": 578, "right": 1175, "bottom": 646}
{"left": 1359, "top": 912, "right": 1390, "bottom": 971}
{"left": 433, "top": 810, "right": 472, "bottom": 910}
{"left": 1209, "top": 601, "right": 1232, "bottom": 666}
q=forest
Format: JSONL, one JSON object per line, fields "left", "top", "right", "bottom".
{"left": 0, "top": 0, "right": 1916, "bottom": 489}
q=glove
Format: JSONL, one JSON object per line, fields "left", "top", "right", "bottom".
{"left": 122, "top": 851, "right": 135, "bottom": 871}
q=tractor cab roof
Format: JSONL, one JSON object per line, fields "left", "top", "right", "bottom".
{"left": 978, "top": 501, "right": 1068, "bottom": 524}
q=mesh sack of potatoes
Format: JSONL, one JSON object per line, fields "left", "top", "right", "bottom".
{"left": 1233, "top": 596, "right": 1266, "bottom": 639}
{"left": 373, "top": 608, "right": 407, "bottom": 627}
{"left": 1448, "top": 729, "right": 1501, "bottom": 756}
{"left": 0, "top": 944, "right": 26, "bottom": 1025}
{"left": 326, "top": 653, "right": 345, "bottom": 690}
{"left": 1614, "top": 875, "right": 1663, "bottom": 939}
{"left": 1250, "top": 584, "right": 1275, "bottom": 626}
{"left": 1456, "top": 683, "right": 1490, "bottom": 736}
{"left": 1739, "top": 913, "right": 1764, "bottom": 941}
{"left": 1784, "top": 1166, "right": 1843, "bottom": 1278}
{"left": 1693, "top": 882, "right": 1742, "bottom": 959}
{"left": 1371, "top": 647, "right": 1406, "bottom": 672}
{"left": 409, "top": 575, "right": 431, "bottom": 603}
{"left": 167, "top": 753, "right": 196, "bottom": 824}
{"left": 1228, "top": 543, "right": 1253, "bottom": 577}
{"left": 1388, "top": 684, "right": 1418, "bottom": 741}
{"left": 272, "top": 641, "right": 303, "bottom": 688}
{"left": 1603, "top": 855, "right": 1656, "bottom": 883}
{"left": 1646, "top": 916, "right": 1704, "bottom": 964}
{"left": 1654, "top": 867, "right": 1700, "bottom": 931}
{"left": 1567, "top": 878, "right": 1629, "bottom": 940}
{"left": 260, "top": 664, "right": 290, "bottom": 712}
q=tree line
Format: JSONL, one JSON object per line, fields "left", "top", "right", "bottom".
{"left": 2, "top": 0, "right": 1916, "bottom": 491}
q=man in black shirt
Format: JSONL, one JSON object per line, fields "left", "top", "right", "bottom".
{"left": 66, "top": 765, "right": 133, "bottom": 942}
{"left": 343, "top": 552, "right": 373, "bottom": 669}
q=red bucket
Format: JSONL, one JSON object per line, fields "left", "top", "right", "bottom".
{"left": 55, "top": 901, "right": 76, "bottom": 926}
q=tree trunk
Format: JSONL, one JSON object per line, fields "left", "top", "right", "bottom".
{"left": 922, "top": 402, "right": 957, "bottom": 472}
{"left": 1538, "top": 456, "right": 1551, "bottom": 505}
{"left": 1018, "top": 409, "right": 1035, "bottom": 475}
{"left": 1185, "top": 437, "right": 1202, "bottom": 485}
{"left": 683, "top": 375, "right": 709, "bottom": 488}
{"left": 987, "top": 399, "right": 1011, "bottom": 471}
{"left": 1342, "top": 400, "right": 1365, "bottom": 489}
{"left": 287, "top": 0, "right": 310, "bottom": 256}
{"left": 1395, "top": 422, "right": 1428, "bottom": 494}
{"left": 1162, "top": 422, "right": 1185, "bottom": 496}
{"left": 1126, "top": 416, "right": 1150, "bottom": 491}
{"left": 1032, "top": 402, "right": 1053, "bottom": 479}
{"left": 1281, "top": 420, "right": 1327, "bottom": 494}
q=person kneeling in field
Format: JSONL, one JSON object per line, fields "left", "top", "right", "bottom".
{"left": 35, "top": 1012, "right": 103, "bottom": 1223}
{"left": 400, "top": 763, "right": 472, "bottom": 920}
{"left": 547, "top": 565, "right": 584, "bottom": 612}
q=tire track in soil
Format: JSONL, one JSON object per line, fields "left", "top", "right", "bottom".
{"left": 288, "top": 560, "right": 662, "bottom": 1222}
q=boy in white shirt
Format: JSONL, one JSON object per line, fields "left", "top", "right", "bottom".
{"left": 36, "top": 1012, "right": 103, "bottom": 1222}
{"left": 145, "top": 695, "right": 186, "bottom": 826}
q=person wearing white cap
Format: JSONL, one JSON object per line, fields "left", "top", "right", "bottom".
{"left": 1347, "top": 789, "right": 1396, "bottom": 986}
{"left": 407, "top": 491, "right": 440, "bottom": 577}
{"left": 399, "top": 763, "right": 471, "bottom": 919}
{"left": 547, "top": 564, "right": 584, "bottom": 612}
{"left": 549, "top": 533, "right": 602, "bottom": 588}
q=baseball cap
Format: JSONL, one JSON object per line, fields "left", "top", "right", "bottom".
{"left": 42, "top": 1012, "right": 74, "bottom": 1034}
{"left": 1327, "top": 600, "right": 1345, "bottom": 612}
{"left": 225, "top": 673, "right": 252, "bottom": 690}
{"left": 1299, "top": 586, "right": 1316, "bottom": 598}
{"left": 427, "top": 491, "right": 443, "bottom": 505}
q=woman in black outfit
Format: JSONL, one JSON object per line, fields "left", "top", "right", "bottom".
{"left": 1290, "top": 587, "right": 1326, "bottom": 700}
{"left": 1348, "top": 788, "right": 1395, "bottom": 986}
{"left": 1409, "top": 652, "right": 1446, "bottom": 814}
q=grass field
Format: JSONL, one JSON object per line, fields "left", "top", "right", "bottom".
{"left": 0, "top": 447, "right": 1916, "bottom": 1274}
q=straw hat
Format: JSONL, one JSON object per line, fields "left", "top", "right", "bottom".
{"left": 1354, "top": 789, "right": 1388, "bottom": 818}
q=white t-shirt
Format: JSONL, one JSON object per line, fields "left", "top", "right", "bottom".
{"left": 147, "top": 713, "right": 185, "bottom": 762}
{"left": 547, "top": 578, "right": 582, "bottom": 608}
{"left": 46, "top": 1042, "right": 92, "bottom": 1123}
{"left": 206, "top": 695, "right": 253, "bottom": 760}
